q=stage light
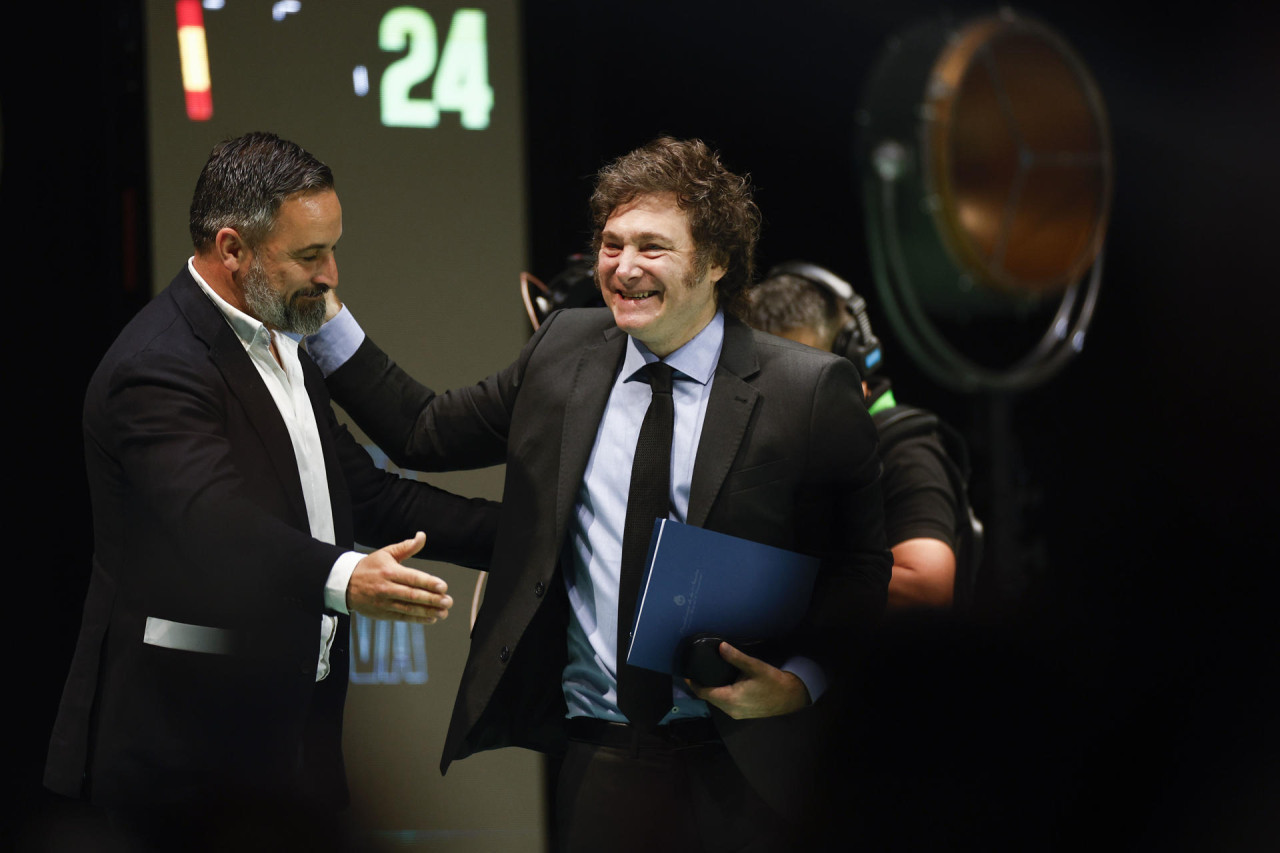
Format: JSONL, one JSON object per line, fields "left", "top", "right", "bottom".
{"left": 857, "top": 9, "right": 1112, "bottom": 392}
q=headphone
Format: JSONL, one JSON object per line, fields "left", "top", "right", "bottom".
{"left": 767, "top": 260, "right": 883, "bottom": 379}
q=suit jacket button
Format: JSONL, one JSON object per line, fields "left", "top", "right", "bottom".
{"left": 533, "top": 581, "right": 545, "bottom": 598}
{"left": 499, "top": 646, "right": 511, "bottom": 663}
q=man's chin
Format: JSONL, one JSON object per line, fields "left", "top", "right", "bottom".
{"left": 610, "top": 310, "right": 650, "bottom": 337}
{"left": 283, "top": 294, "right": 328, "bottom": 335}
{"left": 609, "top": 295, "right": 660, "bottom": 326}
{"left": 295, "top": 315, "right": 326, "bottom": 336}
{"left": 612, "top": 316, "right": 668, "bottom": 355}
{"left": 282, "top": 306, "right": 327, "bottom": 336}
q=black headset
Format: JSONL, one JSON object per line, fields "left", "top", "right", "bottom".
{"left": 766, "top": 260, "right": 883, "bottom": 379}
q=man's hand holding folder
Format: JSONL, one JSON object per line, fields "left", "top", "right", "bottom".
{"left": 626, "top": 519, "right": 823, "bottom": 718}
{"left": 684, "top": 641, "right": 813, "bottom": 719}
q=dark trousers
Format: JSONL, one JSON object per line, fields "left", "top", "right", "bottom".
{"left": 554, "top": 719, "right": 800, "bottom": 853}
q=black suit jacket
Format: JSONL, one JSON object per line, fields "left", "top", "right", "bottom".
{"left": 45, "top": 269, "right": 498, "bottom": 809}
{"left": 326, "top": 307, "right": 890, "bottom": 816}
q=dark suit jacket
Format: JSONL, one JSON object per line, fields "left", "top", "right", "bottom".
{"left": 45, "top": 269, "right": 498, "bottom": 809}
{"left": 326, "top": 307, "right": 890, "bottom": 817}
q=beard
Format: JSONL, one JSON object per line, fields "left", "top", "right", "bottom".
{"left": 241, "top": 255, "right": 328, "bottom": 336}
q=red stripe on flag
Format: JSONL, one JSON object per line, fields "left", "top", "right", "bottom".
{"left": 185, "top": 89, "right": 213, "bottom": 121}
{"left": 175, "top": 0, "right": 203, "bottom": 30}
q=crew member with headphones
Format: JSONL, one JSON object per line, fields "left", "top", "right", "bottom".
{"left": 742, "top": 262, "right": 979, "bottom": 611}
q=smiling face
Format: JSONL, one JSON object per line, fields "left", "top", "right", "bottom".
{"left": 240, "top": 189, "right": 342, "bottom": 335}
{"left": 596, "top": 192, "right": 726, "bottom": 357}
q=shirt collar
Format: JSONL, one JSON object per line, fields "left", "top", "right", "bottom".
{"left": 188, "top": 256, "right": 289, "bottom": 354}
{"left": 622, "top": 309, "right": 724, "bottom": 386}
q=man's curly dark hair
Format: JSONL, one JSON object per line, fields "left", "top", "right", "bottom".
{"left": 589, "top": 137, "right": 761, "bottom": 317}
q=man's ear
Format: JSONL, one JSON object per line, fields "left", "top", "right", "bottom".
{"left": 707, "top": 250, "right": 728, "bottom": 287}
{"left": 213, "top": 227, "right": 251, "bottom": 274}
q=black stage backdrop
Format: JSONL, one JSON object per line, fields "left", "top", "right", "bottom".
{"left": 5, "top": 2, "right": 1277, "bottom": 850}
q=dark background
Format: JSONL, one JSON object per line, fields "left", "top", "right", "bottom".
{"left": 5, "top": 1, "right": 1277, "bottom": 849}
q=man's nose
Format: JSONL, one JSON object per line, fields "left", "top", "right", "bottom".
{"left": 615, "top": 247, "right": 641, "bottom": 282}
{"left": 315, "top": 254, "right": 338, "bottom": 288}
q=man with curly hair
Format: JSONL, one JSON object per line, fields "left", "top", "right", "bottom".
{"left": 308, "top": 137, "right": 889, "bottom": 851}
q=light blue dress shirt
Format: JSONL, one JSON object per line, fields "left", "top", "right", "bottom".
{"left": 561, "top": 312, "right": 725, "bottom": 723}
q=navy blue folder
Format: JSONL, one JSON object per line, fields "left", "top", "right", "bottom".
{"left": 625, "top": 518, "right": 821, "bottom": 676}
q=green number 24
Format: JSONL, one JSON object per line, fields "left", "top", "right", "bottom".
{"left": 380, "top": 7, "right": 494, "bottom": 129}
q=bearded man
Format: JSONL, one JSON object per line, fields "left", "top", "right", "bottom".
{"left": 45, "top": 132, "right": 498, "bottom": 844}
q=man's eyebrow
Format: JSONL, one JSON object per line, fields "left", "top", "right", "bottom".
{"left": 601, "top": 229, "right": 671, "bottom": 244}
{"left": 291, "top": 241, "right": 336, "bottom": 254}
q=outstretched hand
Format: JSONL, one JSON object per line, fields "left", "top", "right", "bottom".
{"left": 684, "top": 642, "right": 811, "bottom": 720}
{"left": 346, "top": 532, "right": 452, "bottom": 623}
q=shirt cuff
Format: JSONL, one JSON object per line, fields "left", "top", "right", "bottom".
{"left": 325, "top": 550, "right": 365, "bottom": 614}
{"left": 305, "top": 304, "right": 365, "bottom": 377}
{"left": 781, "top": 655, "right": 827, "bottom": 704}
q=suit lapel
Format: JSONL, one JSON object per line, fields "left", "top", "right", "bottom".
{"left": 171, "top": 273, "right": 312, "bottom": 530}
{"left": 555, "top": 323, "right": 628, "bottom": 539}
{"left": 688, "top": 316, "right": 761, "bottom": 528}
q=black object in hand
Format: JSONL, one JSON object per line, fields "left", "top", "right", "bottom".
{"left": 678, "top": 633, "right": 742, "bottom": 687}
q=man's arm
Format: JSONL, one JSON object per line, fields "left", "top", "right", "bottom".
{"left": 692, "top": 355, "right": 891, "bottom": 719}
{"left": 301, "top": 345, "right": 501, "bottom": 615}
{"left": 795, "top": 355, "right": 893, "bottom": 642}
{"left": 310, "top": 303, "right": 516, "bottom": 474}
{"left": 109, "top": 343, "right": 484, "bottom": 627}
{"left": 882, "top": 435, "right": 961, "bottom": 610}
{"left": 311, "top": 300, "right": 591, "bottom": 478}
{"left": 106, "top": 348, "right": 346, "bottom": 612}
{"left": 888, "top": 538, "right": 956, "bottom": 610}
{"left": 316, "top": 367, "right": 501, "bottom": 571}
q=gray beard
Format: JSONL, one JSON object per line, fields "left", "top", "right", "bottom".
{"left": 242, "top": 257, "right": 327, "bottom": 336}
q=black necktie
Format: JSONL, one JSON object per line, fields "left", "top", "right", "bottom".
{"left": 617, "top": 361, "right": 676, "bottom": 730}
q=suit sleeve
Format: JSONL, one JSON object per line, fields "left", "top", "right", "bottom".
{"left": 320, "top": 389, "right": 500, "bottom": 569}
{"left": 799, "top": 357, "right": 892, "bottom": 646}
{"left": 323, "top": 309, "right": 568, "bottom": 473}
